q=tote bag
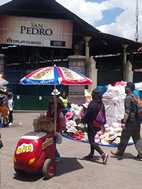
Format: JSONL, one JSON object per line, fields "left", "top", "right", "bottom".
{"left": 96, "top": 111, "right": 106, "bottom": 124}
{"left": 92, "top": 104, "right": 106, "bottom": 128}
{"left": 95, "top": 104, "right": 106, "bottom": 125}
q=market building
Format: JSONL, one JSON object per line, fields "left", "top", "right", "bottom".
{"left": 0, "top": 0, "right": 141, "bottom": 110}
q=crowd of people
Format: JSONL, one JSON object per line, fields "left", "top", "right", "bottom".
{"left": 1, "top": 82, "right": 142, "bottom": 163}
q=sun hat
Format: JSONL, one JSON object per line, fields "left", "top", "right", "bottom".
{"left": 51, "top": 89, "right": 60, "bottom": 96}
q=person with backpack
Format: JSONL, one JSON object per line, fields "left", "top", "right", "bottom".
{"left": 82, "top": 89, "right": 108, "bottom": 164}
{"left": 111, "top": 82, "right": 142, "bottom": 160}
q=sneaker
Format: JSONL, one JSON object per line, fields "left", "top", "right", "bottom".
{"left": 55, "top": 151, "right": 61, "bottom": 162}
{"left": 111, "top": 150, "right": 123, "bottom": 160}
{"left": 111, "top": 150, "right": 122, "bottom": 156}
{"left": 101, "top": 153, "right": 109, "bottom": 164}
{"left": 84, "top": 154, "right": 94, "bottom": 161}
{"left": 8, "top": 122, "right": 13, "bottom": 127}
{"left": 55, "top": 156, "right": 61, "bottom": 162}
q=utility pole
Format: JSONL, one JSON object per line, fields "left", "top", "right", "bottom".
{"left": 136, "top": 0, "right": 139, "bottom": 42}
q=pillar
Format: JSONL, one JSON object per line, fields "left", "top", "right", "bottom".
{"left": 84, "top": 36, "right": 92, "bottom": 77}
{"left": 0, "top": 54, "right": 7, "bottom": 86}
{"left": 68, "top": 55, "right": 86, "bottom": 104}
{"left": 84, "top": 36, "right": 91, "bottom": 59}
{"left": 122, "top": 44, "right": 128, "bottom": 81}
{"left": 0, "top": 54, "right": 4, "bottom": 75}
{"left": 125, "top": 60, "right": 133, "bottom": 82}
{"left": 89, "top": 56, "right": 98, "bottom": 90}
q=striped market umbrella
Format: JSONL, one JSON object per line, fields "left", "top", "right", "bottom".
{"left": 20, "top": 65, "right": 92, "bottom": 133}
{"left": 20, "top": 65, "right": 92, "bottom": 85}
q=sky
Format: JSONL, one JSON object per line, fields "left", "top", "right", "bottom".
{"left": 0, "top": 0, "right": 142, "bottom": 42}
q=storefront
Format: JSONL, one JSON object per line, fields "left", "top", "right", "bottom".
{"left": 0, "top": 14, "right": 74, "bottom": 110}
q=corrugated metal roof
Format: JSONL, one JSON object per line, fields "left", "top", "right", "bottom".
{"left": 0, "top": 0, "right": 141, "bottom": 55}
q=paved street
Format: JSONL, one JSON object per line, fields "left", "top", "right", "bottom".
{"left": 0, "top": 112, "right": 142, "bottom": 189}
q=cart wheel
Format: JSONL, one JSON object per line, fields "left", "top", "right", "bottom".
{"left": 14, "top": 168, "right": 24, "bottom": 176}
{"left": 42, "top": 159, "right": 56, "bottom": 179}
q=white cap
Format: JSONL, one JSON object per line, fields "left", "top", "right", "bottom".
{"left": 51, "top": 89, "right": 60, "bottom": 96}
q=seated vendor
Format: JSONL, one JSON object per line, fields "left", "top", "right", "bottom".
{"left": 59, "top": 91, "right": 70, "bottom": 115}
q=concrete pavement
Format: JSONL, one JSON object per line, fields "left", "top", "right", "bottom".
{"left": 0, "top": 112, "right": 142, "bottom": 189}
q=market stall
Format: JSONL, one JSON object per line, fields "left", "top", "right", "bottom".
{"left": 63, "top": 81, "right": 142, "bottom": 146}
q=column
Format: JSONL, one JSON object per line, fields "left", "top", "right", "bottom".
{"left": 84, "top": 36, "right": 92, "bottom": 77}
{"left": 68, "top": 55, "right": 86, "bottom": 104}
{"left": 125, "top": 60, "right": 133, "bottom": 82}
{"left": 89, "top": 56, "right": 98, "bottom": 90}
{"left": 122, "top": 44, "right": 128, "bottom": 81}
{"left": 0, "top": 54, "right": 4, "bottom": 75}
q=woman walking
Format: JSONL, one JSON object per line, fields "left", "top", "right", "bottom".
{"left": 83, "top": 89, "right": 108, "bottom": 164}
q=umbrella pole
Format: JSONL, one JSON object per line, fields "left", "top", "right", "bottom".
{"left": 53, "top": 85, "right": 57, "bottom": 135}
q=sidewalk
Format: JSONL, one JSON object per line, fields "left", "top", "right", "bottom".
{"left": 0, "top": 112, "right": 142, "bottom": 189}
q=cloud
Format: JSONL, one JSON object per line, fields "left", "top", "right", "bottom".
{"left": 97, "top": 0, "right": 142, "bottom": 41}
{"left": 0, "top": 0, "right": 11, "bottom": 5}
{"left": 57, "top": 0, "right": 142, "bottom": 41}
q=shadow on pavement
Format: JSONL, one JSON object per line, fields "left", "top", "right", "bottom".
{"left": 110, "top": 152, "right": 136, "bottom": 160}
{"left": 14, "top": 172, "right": 42, "bottom": 182}
{"left": 56, "top": 157, "right": 84, "bottom": 176}
{"left": 79, "top": 155, "right": 107, "bottom": 165}
{"left": 14, "top": 157, "right": 83, "bottom": 181}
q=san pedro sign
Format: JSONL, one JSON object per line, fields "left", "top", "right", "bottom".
{"left": 0, "top": 16, "right": 73, "bottom": 48}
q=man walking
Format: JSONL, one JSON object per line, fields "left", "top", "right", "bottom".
{"left": 111, "top": 82, "right": 142, "bottom": 160}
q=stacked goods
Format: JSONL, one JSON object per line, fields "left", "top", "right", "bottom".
{"left": 33, "top": 114, "right": 54, "bottom": 133}
{"left": 63, "top": 82, "right": 134, "bottom": 146}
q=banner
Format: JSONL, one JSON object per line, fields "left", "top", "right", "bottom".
{"left": 0, "top": 16, "right": 73, "bottom": 48}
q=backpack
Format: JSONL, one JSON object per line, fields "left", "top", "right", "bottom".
{"left": 131, "top": 95, "right": 142, "bottom": 120}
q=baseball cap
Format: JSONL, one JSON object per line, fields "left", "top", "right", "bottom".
{"left": 51, "top": 89, "right": 60, "bottom": 96}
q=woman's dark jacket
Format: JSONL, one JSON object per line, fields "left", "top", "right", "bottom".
{"left": 82, "top": 99, "right": 106, "bottom": 126}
